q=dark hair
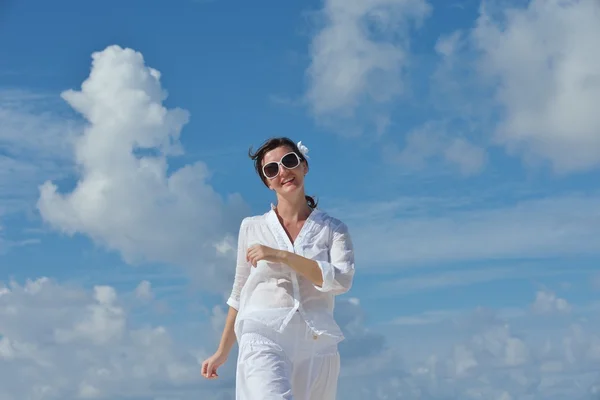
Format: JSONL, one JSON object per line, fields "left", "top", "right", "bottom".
{"left": 248, "top": 137, "right": 317, "bottom": 209}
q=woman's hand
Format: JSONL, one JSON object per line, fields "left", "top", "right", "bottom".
{"left": 201, "top": 350, "right": 228, "bottom": 380}
{"left": 246, "top": 244, "right": 286, "bottom": 267}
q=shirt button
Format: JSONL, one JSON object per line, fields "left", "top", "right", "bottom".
{"left": 313, "top": 334, "right": 318, "bottom": 340}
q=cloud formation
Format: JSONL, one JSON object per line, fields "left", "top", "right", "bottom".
{"left": 338, "top": 290, "right": 600, "bottom": 400}
{"left": 1, "top": 2, "right": 598, "bottom": 399}
{"left": 0, "top": 277, "right": 216, "bottom": 400}
{"left": 436, "top": 0, "right": 600, "bottom": 174}
{"left": 309, "top": 0, "right": 600, "bottom": 175}
{"left": 2, "top": 278, "right": 598, "bottom": 399}
{"left": 473, "top": 0, "right": 600, "bottom": 173}
{"left": 305, "top": 0, "right": 431, "bottom": 134}
{"left": 36, "top": 45, "right": 248, "bottom": 291}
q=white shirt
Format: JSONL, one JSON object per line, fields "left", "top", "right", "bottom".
{"left": 227, "top": 205, "right": 355, "bottom": 342}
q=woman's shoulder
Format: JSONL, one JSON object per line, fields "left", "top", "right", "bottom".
{"left": 313, "top": 209, "right": 349, "bottom": 233}
{"left": 239, "top": 210, "right": 270, "bottom": 228}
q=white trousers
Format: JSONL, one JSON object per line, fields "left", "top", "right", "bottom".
{"left": 235, "top": 313, "right": 340, "bottom": 400}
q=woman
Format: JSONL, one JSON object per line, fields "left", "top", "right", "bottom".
{"left": 201, "top": 137, "right": 355, "bottom": 400}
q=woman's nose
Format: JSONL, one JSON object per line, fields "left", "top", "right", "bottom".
{"left": 279, "top": 166, "right": 290, "bottom": 177}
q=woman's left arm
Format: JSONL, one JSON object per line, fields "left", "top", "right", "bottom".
{"left": 307, "top": 222, "right": 355, "bottom": 295}
{"left": 279, "top": 251, "right": 326, "bottom": 288}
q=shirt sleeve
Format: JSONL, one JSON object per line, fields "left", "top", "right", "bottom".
{"left": 314, "top": 221, "right": 355, "bottom": 295}
{"left": 226, "top": 218, "right": 251, "bottom": 310}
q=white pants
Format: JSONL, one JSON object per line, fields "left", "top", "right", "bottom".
{"left": 235, "top": 313, "right": 340, "bottom": 400}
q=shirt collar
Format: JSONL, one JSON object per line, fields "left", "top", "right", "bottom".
{"left": 269, "top": 203, "right": 320, "bottom": 217}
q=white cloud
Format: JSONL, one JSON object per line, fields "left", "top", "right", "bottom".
{"left": 471, "top": 0, "right": 600, "bottom": 173}
{"left": 36, "top": 45, "right": 249, "bottom": 291}
{"left": 305, "top": 0, "right": 600, "bottom": 174}
{"left": 305, "top": 0, "right": 431, "bottom": 134}
{"left": 339, "top": 292, "right": 600, "bottom": 399}
{"left": 54, "top": 285, "right": 125, "bottom": 345}
{"left": 1, "top": 277, "right": 597, "bottom": 399}
{"left": 0, "top": 277, "right": 229, "bottom": 400}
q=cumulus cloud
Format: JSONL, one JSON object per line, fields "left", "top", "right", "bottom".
{"left": 305, "top": 0, "right": 600, "bottom": 173}
{"left": 0, "top": 277, "right": 229, "bottom": 400}
{"left": 304, "top": 0, "right": 491, "bottom": 174}
{"left": 338, "top": 292, "right": 600, "bottom": 399}
{"left": 1, "top": 277, "right": 598, "bottom": 400}
{"left": 305, "top": 0, "right": 431, "bottom": 134}
{"left": 54, "top": 285, "right": 125, "bottom": 345}
{"left": 36, "top": 45, "right": 249, "bottom": 290}
{"left": 468, "top": 0, "right": 600, "bottom": 173}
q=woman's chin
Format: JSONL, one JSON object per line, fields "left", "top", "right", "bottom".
{"left": 278, "top": 182, "right": 302, "bottom": 195}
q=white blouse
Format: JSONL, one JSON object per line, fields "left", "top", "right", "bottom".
{"left": 227, "top": 205, "right": 355, "bottom": 342}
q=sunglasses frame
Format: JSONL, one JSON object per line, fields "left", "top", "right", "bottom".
{"left": 262, "top": 151, "right": 302, "bottom": 179}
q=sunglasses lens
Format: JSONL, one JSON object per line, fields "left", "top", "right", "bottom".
{"left": 263, "top": 163, "right": 279, "bottom": 178}
{"left": 282, "top": 153, "right": 300, "bottom": 169}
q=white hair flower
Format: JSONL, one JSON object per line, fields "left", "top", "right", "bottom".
{"left": 297, "top": 141, "right": 309, "bottom": 159}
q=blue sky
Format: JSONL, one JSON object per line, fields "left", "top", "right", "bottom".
{"left": 1, "top": 0, "right": 600, "bottom": 399}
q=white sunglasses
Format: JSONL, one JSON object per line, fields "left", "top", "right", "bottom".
{"left": 262, "top": 152, "right": 301, "bottom": 179}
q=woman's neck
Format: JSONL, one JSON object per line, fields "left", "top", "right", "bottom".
{"left": 275, "top": 194, "right": 311, "bottom": 222}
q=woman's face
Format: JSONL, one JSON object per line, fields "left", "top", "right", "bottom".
{"left": 261, "top": 145, "right": 307, "bottom": 195}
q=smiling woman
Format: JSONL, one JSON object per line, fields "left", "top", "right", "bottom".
{"left": 249, "top": 137, "right": 317, "bottom": 209}
{"left": 201, "top": 137, "right": 356, "bottom": 400}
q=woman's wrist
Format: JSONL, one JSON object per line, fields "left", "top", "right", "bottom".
{"left": 276, "top": 249, "right": 290, "bottom": 264}
{"left": 216, "top": 345, "right": 230, "bottom": 358}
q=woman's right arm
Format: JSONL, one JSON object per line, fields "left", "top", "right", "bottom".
{"left": 216, "top": 306, "right": 238, "bottom": 356}
{"left": 225, "top": 217, "right": 251, "bottom": 313}
{"left": 202, "top": 218, "right": 251, "bottom": 379}
{"left": 202, "top": 306, "right": 238, "bottom": 379}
